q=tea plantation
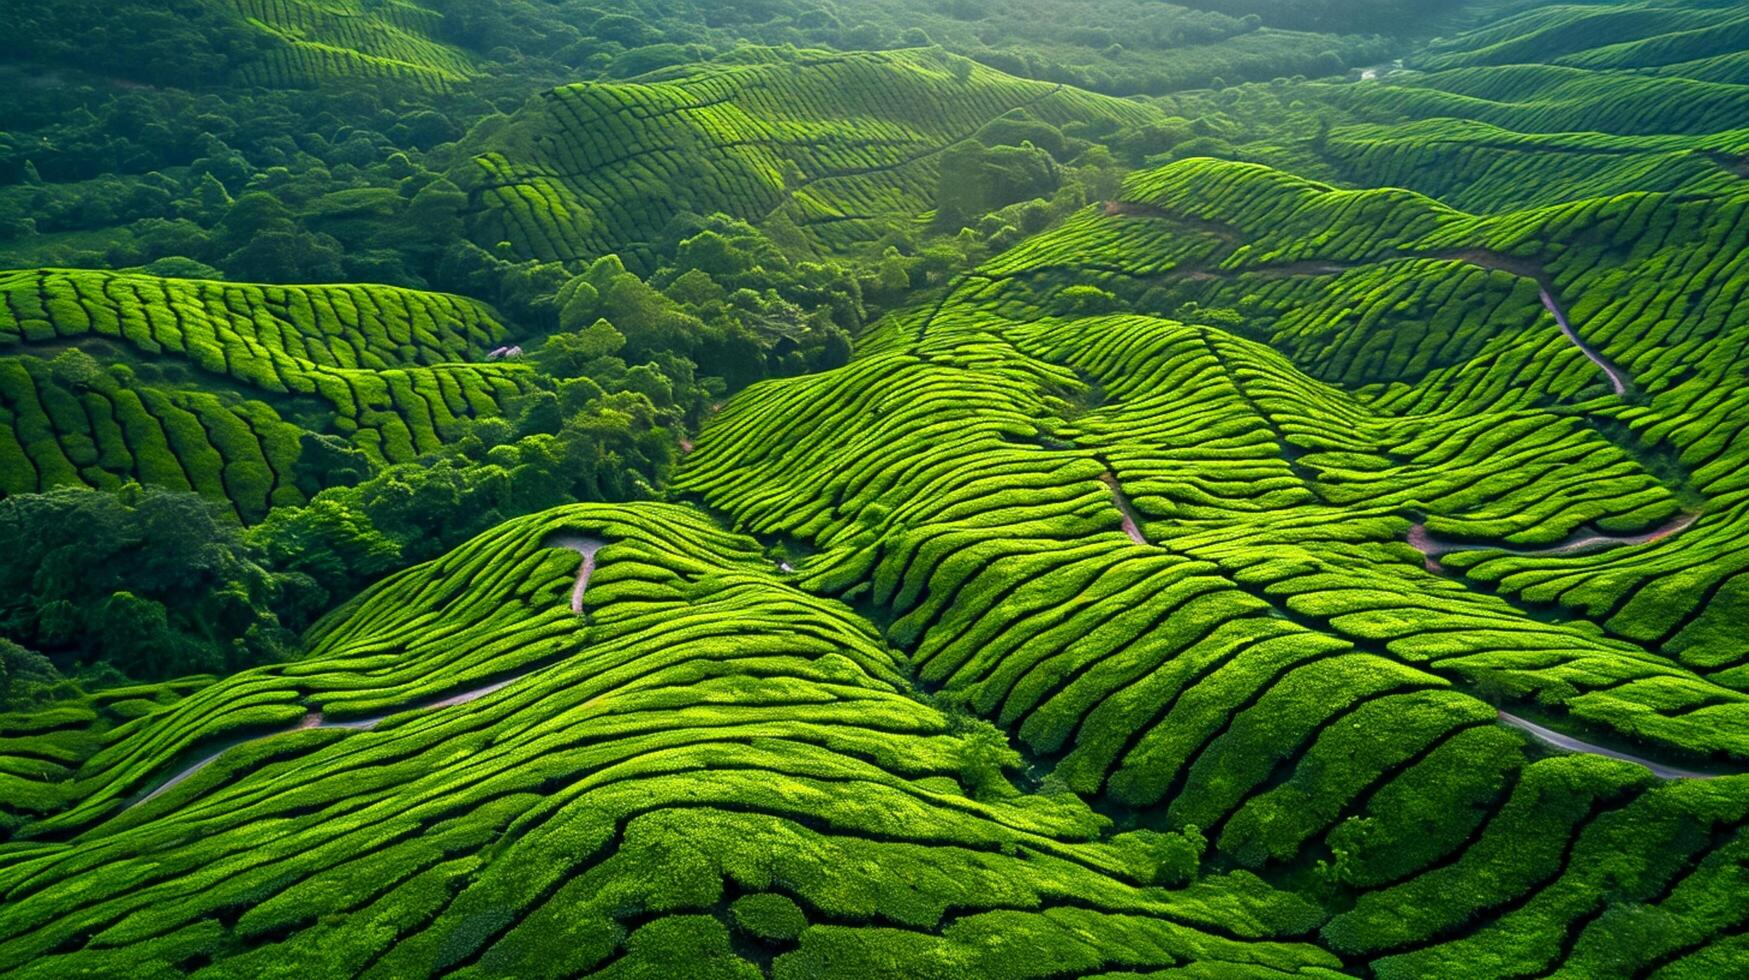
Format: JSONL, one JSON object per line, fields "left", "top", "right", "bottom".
{"left": 0, "top": 270, "right": 527, "bottom": 519}
{"left": 455, "top": 48, "right": 1162, "bottom": 269}
{"left": 3, "top": 0, "right": 1749, "bottom": 976}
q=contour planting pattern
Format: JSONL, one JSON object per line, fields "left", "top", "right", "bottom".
{"left": 0, "top": 505, "right": 1355, "bottom": 978}
{"left": 663, "top": 155, "right": 1749, "bottom": 972}
{"left": 456, "top": 48, "right": 1160, "bottom": 269}
{"left": 1186, "top": 1, "right": 1749, "bottom": 215}
{"left": 7, "top": 2, "right": 1749, "bottom": 975}
{"left": 228, "top": 0, "right": 478, "bottom": 91}
{"left": 0, "top": 270, "right": 528, "bottom": 518}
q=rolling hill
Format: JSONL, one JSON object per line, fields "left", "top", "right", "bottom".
{"left": 0, "top": 270, "right": 527, "bottom": 519}
{"left": 3, "top": 0, "right": 1749, "bottom": 977}
{"left": 454, "top": 47, "right": 1163, "bottom": 270}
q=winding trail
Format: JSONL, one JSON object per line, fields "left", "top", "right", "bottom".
{"left": 1422, "top": 250, "right": 1630, "bottom": 395}
{"left": 127, "top": 680, "right": 515, "bottom": 811}
{"left": 1538, "top": 287, "right": 1629, "bottom": 396}
{"left": 1099, "top": 471, "right": 1149, "bottom": 546}
{"left": 1409, "top": 511, "right": 1696, "bottom": 567}
{"left": 126, "top": 536, "right": 606, "bottom": 813}
{"left": 545, "top": 534, "right": 605, "bottom": 613}
{"left": 1086, "top": 231, "right": 1635, "bottom": 396}
{"left": 1498, "top": 710, "right": 1716, "bottom": 780}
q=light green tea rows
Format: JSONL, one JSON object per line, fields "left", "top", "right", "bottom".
{"left": 229, "top": 0, "right": 476, "bottom": 91}
{"left": 0, "top": 270, "right": 528, "bottom": 518}
{"left": 0, "top": 505, "right": 1353, "bottom": 978}
{"left": 458, "top": 48, "right": 1160, "bottom": 269}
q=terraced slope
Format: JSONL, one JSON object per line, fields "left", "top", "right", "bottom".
{"left": 0, "top": 505, "right": 1358, "bottom": 977}
{"left": 227, "top": 0, "right": 478, "bottom": 91}
{"left": 664, "top": 155, "right": 1749, "bottom": 972}
{"left": 0, "top": 270, "right": 527, "bottom": 519}
{"left": 9, "top": 158, "right": 1749, "bottom": 980}
{"left": 7, "top": 3, "right": 1749, "bottom": 975}
{"left": 1200, "top": 0, "right": 1749, "bottom": 213}
{"left": 2, "top": 462, "right": 1746, "bottom": 974}
{"left": 15, "top": 0, "right": 479, "bottom": 91}
{"left": 455, "top": 48, "right": 1161, "bottom": 269}
{"left": 843, "top": 155, "right": 1749, "bottom": 732}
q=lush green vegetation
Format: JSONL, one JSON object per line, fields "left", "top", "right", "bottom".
{"left": 4, "top": 0, "right": 1749, "bottom": 976}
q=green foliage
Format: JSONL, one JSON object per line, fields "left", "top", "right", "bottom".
{"left": 730, "top": 893, "right": 808, "bottom": 942}
{"left": 0, "top": 268, "right": 529, "bottom": 518}
{"left": 0, "top": 638, "right": 68, "bottom": 712}
{"left": 0, "top": 487, "right": 293, "bottom": 679}
{"left": 456, "top": 48, "right": 1160, "bottom": 269}
{"left": 935, "top": 141, "right": 1062, "bottom": 227}
{"left": 5, "top": 3, "right": 1749, "bottom": 977}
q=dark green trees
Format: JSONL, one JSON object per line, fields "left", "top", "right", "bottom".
{"left": 0, "top": 487, "right": 292, "bottom": 680}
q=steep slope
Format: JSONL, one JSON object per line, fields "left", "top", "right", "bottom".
{"left": 454, "top": 47, "right": 1162, "bottom": 269}
{"left": 6, "top": 2, "right": 1749, "bottom": 976}
{"left": 663, "top": 157, "right": 1749, "bottom": 973}
{"left": 3, "top": 301, "right": 1747, "bottom": 974}
{"left": 0, "top": 270, "right": 528, "bottom": 519}
{"left": 225, "top": 0, "right": 478, "bottom": 90}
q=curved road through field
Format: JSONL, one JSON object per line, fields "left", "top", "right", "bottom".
{"left": 1498, "top": 710, "right": 1716, "bottom": 780}
{"left": 1409, "top": 513, "right": 1696, "bottom": 571}
{"left": 126, "top": 536, "right": 605, "bottom": 812}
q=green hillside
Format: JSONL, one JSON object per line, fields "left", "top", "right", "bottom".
{"left": 1160, "top": 0, "right": 1749, "bottom": 211}
{"left": 455, "top": 47, "right": 1161, "bottom": 268}
{"left": 4, "top": 503, "right": 1744, "bottom": 977}
{"left": 0, "top": 270, "right": 526, "bottom": 519}
{"left": 228, "top": 0, "right": 480, "bottom": 91}
{"left": 9, "top": 0, "right": 480, "bottom": 91}
{"left": 4, "top": 0, "right": 1749, "bottom": 976}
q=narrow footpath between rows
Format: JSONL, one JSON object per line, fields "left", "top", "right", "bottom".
{"left": 1537, "top": 286, "right": 1629, "bottom": 396}
{"left": 1409, "top": 512, "right": 1696, "bottom": 570}
{"left": 1096, "top": 211, "right": 1639, "bottom": 398}
{"left": 1498, "top": 710, "right": 1717, "bottom": 780}
{"left": 1099, "top": 471, "right": 1149, "bottom": 546}
{"left": 125, "top": 537, "right": 605, "bottom": 813}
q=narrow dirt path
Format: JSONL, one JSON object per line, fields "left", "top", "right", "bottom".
{"left": 126, "top": 536, "right": 608, "bottom": 813}
{"left": 545, "top": 534, "right": 605, "bottom": 613}
{"left": 126, "top": 673, "right": 538, "bottom": 812}
{"left": 1409, "top": 512, "right": 1696, "bottom": 565}
{"left": 1498, "top": 710, "right": 1716, "bottom": 780}
{"left": 1099, "top": 471, "right": 1149, "bottom": 546}
{"left": 1538, "top": 287, "right": 1629, "bottom": 396}
{"left": 1098, "top": 236, "right": 1635, "bottom": 396}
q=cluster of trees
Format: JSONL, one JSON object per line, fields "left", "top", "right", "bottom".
{"left": 253, "top": 214, "right": 872, "bottom": 617}
{"left": 412, "top": 0, "right": 1336, "bottom": 94}
{"left": 0, "top": 75, "right": 490, "bottom": 287}
{"left": 6, "top": 0, "right": 269, "bottom": 87}
{"left": 1177, "top": 0, "right": 1470, "bottom": 33}
{"left": 0, "top": 487, "right": 294, "bottom": 699}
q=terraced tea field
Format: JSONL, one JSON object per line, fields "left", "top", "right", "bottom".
{"left": 1207, "top": 0, "right": 1749, "bottom": 212}
{"left": 668, "top": 159, "right": 1749, "bottom": 972}
{"left": 228, "top": 0, "right": 478, "bottom": 91}
{"left": 456, "top": 48, "right": 1160, "bottom": 269}
{"left": 0, "top": 270, "right": 527, "bottom": 519}
{"left": 5, "top": 0, "right": 1749, "bottom": 976}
